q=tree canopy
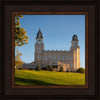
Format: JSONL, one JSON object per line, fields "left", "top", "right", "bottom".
{"left": 77, "top": 68, "right": 85, "bottom": 73}
{"left": 35, "top": 64, "right": 41, "bottom": 71}
{"left": 59, "top": 66, "right": 63, "bottom": 72}
{"left": 15, "top": 15, "right": 29, "bottom": 47}
{"left": 15, "top": 49, "right": 24, "bottom": 67}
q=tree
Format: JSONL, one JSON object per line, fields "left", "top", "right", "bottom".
{"left": 15, "top": 15, "right": 29, "bottom": 47}
{"left": 77, "top": 68, "right": 85, "bottom": 73}
{"left": 59, "top": 66, "right": 63, "bottom": 72}
{"left": 49, "top": 66, "right": 53, "bottom": 71}
{"left": 35, "top": 64, "right": 41, "bottom": 71}
{"left": 46, "top": 65, "right": 49, "bottom": 71}
{"left": 15, "top": 49, "right": 24, "bottom": 67}
{"left": 67, "top": 68, "right": 69, "bottom": 72}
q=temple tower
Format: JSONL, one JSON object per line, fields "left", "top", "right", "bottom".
{"left": 35, "top": 29, "right": 44, "bottom": 62}
{"left": 71, "top": 35, "right": 80, "bottom": 71}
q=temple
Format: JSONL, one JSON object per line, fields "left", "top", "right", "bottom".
{"left": 22, "top": 29, "right": 80, "bottom": 72}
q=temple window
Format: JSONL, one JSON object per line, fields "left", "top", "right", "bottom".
{"left": 62, "top": 55, "right": 64, "bottom": 60}
{"left": 45, "top": 55, "right": 47, "bottom": 60}
{"left": 66, "top": 55, "right": 68, "bottom": 60}
{"left": 70, "top": 63, "right": 72, "bottom": 67}
{"left": 53, "top": 55, "right": 56, "bottom": 59}
{"left": 58, "top": 55, "right": 60, "bottom": 60}
{"left": 70, "top": 56, "right": 72, "bottom": 60}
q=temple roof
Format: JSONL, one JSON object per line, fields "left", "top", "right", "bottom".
{"left": 72, "top": 34, "right": 78, "bottom": 41}
{"left": 36, "top": 29, "right": 43, "bottom": 38}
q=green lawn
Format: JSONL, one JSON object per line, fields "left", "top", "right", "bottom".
{"left": 15, "top": 69, "right": 85, "bottom": 85}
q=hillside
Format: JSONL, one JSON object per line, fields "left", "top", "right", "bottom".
{"left": 15, "top": 70, "right": 85, "bottom": 85}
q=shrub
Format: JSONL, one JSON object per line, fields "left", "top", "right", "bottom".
{"left": 77, "top": 68, "right": 85, "bottom": 73}
{"left": 67, "top": 68, "right": 69, "bottom": 72}
{"left": 35, "top": 64, "right": 41, "bottom": 71}
{"left": 49, "top": 66, "right": 53, "bottom": 71}
{"left": 18, "top": 68, "right": 22, "bottom": 70}
{"left": 28, "top": 68, "right": 33, "bottom": 70}
{"left": 46, "top": 66, "right": 49, "bottom": 71}
{"left": 59, "top": 66, "right": 63, "bottom": 72}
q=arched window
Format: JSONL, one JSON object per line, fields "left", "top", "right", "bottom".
{"left": 62, "top": 55, "right": 64, "bottom": 60}
{"left": 45, "top": 55, "right": 47, "bottom": 60}
{"left": 58, "top": 55, "right": 60, "bottom": 60}
{"left": 70, "top": 63, "right": 72, "bottom": 67}
{"left": 40, "top": 56, "right": 42, "bottom": 60}
{"left": 49, "top": 55, "right": 51, "bottom": 59}
{"left": 38, "top": 40, "right": 41, "bottom": 44}
{"left": 70, "top": 56, "right": 73, "bottom": 60}
{"left": 74, "top": 43, "right": 77, "bottom": 47}
{"left": 53, "top": 55, "right": 56, "bottom": 59}
{"left": 66, "top": 55, "right": 68, "bottom": 60}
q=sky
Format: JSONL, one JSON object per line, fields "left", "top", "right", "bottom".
{"left": 16, "top": 15, "right": 85, "bottom": 68}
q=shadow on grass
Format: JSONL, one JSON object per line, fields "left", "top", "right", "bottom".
{"left": 15, "top": 77, "right": 57, "bottom": 85}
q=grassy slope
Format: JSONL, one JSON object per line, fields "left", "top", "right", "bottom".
{"left": 15, "top": 70, "right": 85, "bottom": 85}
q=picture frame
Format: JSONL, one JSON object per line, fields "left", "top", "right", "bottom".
{"left": 0, "top": 0, "right": 100, "bottom": 100}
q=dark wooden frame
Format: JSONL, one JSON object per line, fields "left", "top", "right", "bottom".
{"left": 0, "top": 0, "right": 100, "bottom": 100}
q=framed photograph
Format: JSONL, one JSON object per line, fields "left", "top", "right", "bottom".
{"left": 12, "top": 12, "right": 88, "bottom": 88}
{"left": 1, "top": 0, "right": 100, "bottom": 100}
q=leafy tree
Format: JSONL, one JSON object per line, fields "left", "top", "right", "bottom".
{"left": 59, "top": 66, "right": 63, "bottom": 72}
{"left": 35, "top": 64, "right": 41, "bottom": 71}
{"left": 15, "top": 15, "right": 29, "bottom": 47}
{"left": 77, "top": 68, "right": 85, "bottom": 73}
{"left": 67, "top": 68, "right": 69, "bottom": 72}
{"left": 46, "top": 65, "right": 49, "bottom": 71}
{"left": 49, "top": 66, "right": 53, "bottom": 71}
{"left": 28, "top": 68, "right": 33, "bottom": 70}
{"left": 15, "top": 49, "right": 24, "bottom": 67}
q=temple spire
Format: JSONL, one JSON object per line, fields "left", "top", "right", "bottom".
{"left": 36, "top": 28, "right": 43, "bottom": 39}
{"left": 38, "top": 28, "right": 41, "bottom": 33}
{"left": 72, "top": 34, "right": 78, "bottom": 41}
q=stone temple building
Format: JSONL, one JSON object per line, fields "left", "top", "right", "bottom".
{"left": 22, "top": 29, "right": 80, "bottom": 72}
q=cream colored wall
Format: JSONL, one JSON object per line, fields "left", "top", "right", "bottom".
{"left": 35, "top": 39, "right": 80, "bottom": 72}
{"left": 39, "top": 50, "right": 74, "bottom": 71}
{"left": 73, "top": 48, "right": 80, "bottom": 71}
{"left": 77, "top": 48, "right": 80, "bottom": 69}
{"left": 23, "top": 48, "right": 80, "bottom": 72}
